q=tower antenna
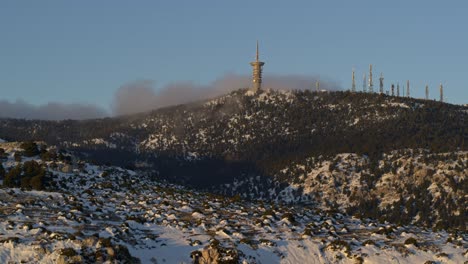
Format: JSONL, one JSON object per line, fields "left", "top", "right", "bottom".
{"left": 250, "top": 41, "right": 265, "bottom": 93}
{"left": 256, "top": 40, "right": 259, "bottom": 62}
{"left": 425, "top": 84, "right": 429, "bottom": 100}
{"left": 406, "top": 80, "right": 410, "bottom": 98}
{"left": 363, "top": 73, "right": 367, "bottom": 92}
{"left": 379, "top": 72, "right": 384, "bottom": 94}
{"left": 440, "top": 83, "right": 444, "bottom": 102}
{"left": 368, "top": 64, "right": 374, "bottom": 93}
{"left": 397, "top": 83, "right": 400, "bottom": 97}
{"left": 351, "top": 68, "right": 356, "bottom": 92}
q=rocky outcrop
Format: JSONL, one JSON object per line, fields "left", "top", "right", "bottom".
{"left": 191, "top": 240, "right": 239, "bottom": 264}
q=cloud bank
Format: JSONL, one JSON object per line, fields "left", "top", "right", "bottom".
{"left": 112, "top": 74, "right": 340, "bottom": 116}
{"left": 0, "top": 74, "right": 341, "bottom": 120}
{"left": 0, "top": 99, "right": 108, "bottom": 120}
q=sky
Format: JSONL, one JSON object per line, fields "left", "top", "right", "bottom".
{"left": 0, "top": 1, "right": 467, "bottom": 118}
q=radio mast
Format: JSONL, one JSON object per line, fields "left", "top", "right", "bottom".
{"left": 379, "top": 73, "right": 384, "bottom": 94}
{"left": 425, "top": 85, "right": 429, "bottom": 100}
{"left": 406, "top": 80, "right": 410, "bottom": 98}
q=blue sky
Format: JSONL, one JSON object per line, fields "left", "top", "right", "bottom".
{"left": 1, "top": 0, "right": 467, "bottom": 108}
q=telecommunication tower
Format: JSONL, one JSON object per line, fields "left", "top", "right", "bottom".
{"left": 351, "top": 68, "right": 356, "bottom": 92}
{"left": 406, "top": 80, "right": 410, "bottom": 98}
{"left": 368, "top": 64, "right": 374, "bottom": 93}
{"left": 363, "top": 74, "right": 367, "bottom": 93}
{"left": 440, "top": 83, "right": 444, "bottom": 102}
{"left": 250, "top": 41, "right": 265, "bottom": 93}
{"left": 379, "top": 73, "right": 384, "bottom": 94}
{"left": 391, "top": 84, "right": 395, "bottom": 96}
{"left": 425, "top": 85, "right": 429, "bottom": 100}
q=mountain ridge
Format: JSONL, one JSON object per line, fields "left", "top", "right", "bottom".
{"left": 0, "top": 89, "right": 466, "bottom": 230}
{"left": 0, "top": 89, "right": 466, "bottom": 160}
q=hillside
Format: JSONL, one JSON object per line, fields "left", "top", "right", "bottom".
{"left": 0, "top": 89, "right": 467, "bottom": 230}
{"left": 1, "top": 90, "right": 466, "bottom": 156}
{"left": 0, "top": 142, "right": 466, "bottom": 263}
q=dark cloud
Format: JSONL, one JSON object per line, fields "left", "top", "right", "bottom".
{"left": 0, "top": 99, "right": 108, "bottom": 120}
{"left": 112, "top": 74, "right": 341, "bottom": 116}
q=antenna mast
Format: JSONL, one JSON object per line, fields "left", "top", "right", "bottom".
{"left": 406, "top": 80, "right": 410, "bottom": 98}
{"left": 379, "top": 73, "right": 384, "bottom": 94}
{"left": 425, "top": 84, "right": 429, "bottom": 100}
{"left": 440, "top": 83, "right": 444, "bottom": 102}
{"left": 363, "top": 73, "right": 367, "bottom": 92}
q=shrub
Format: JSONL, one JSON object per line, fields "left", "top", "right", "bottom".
{"left": 355, "top": 256, "right": 364, "bottom": 264}
{"left": 404, "top": 237, "right": 418, "bottom": 246}
{"left": 30, "top": 175, "right": 44, "bottom": 190}
{"left": 14, "top": 152, "right": 22, "bottom": 162}
{"left": 281, "top": 212, "right": 296, "bottom": 223}
{"left": 259, "top": 239, "right": 277, "bottom": 247}
{"left": 231, "top": 194, "right": 242, "bottom": 203}
{"left": 23, "top": 160, "right": 43, "bottom": 178}
{"left": 40, "top": 148, "right": 52, "bottom": 161}
{"left": 4, "top": 165, "right": 22, "bottom": 187}
{"left": 59, "top": 247, "right": 77, "bottom": 257}
{"left": 436, "top": 252, "right": 448, "bottom": 258}
{"left": 20, "top": 177, "right": 31, "bottom": 189}
{"left": 20, "top": 141, "right": 39, "bottom": 157}
{"left": 98, "top": 237, "right": 112, "bottom": 247}
{"left": 0, "top": 148, "right": 7, "bottom": 160}
{"left": 262, "top": 209, "right": 275, "bottom": 217}
{"left": 239, "top": 238, "right": 258, "bottom": 249}
{"left": 327, "top": 240, "right": 351, "bottom": 256}
{"left": 0, "top": 164, "right": 5, "bottom": 179}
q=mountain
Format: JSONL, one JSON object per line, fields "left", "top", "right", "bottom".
{"left": 0, "top": 89, "right": 467, "bottom": 231}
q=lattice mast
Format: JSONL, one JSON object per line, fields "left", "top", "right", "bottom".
{"left": 351, "top": 68, "right": 356, "bottom": 92}
{"left": 363, "top": 73, "right": 367, "bottom": 92}
{"left": 250, "top": 41, "right": 265, "bottom": 93}
{"left": 406, "top": 80, "right": 410, "bottom": 98}
{"left": 440, "top": 83, "right": 444, "bottom": 102}
{"left": 368, "top": 64, "right": 374, "bottom": 93}
{"left": 391, "top": 84, "right": 395, "bottom": 96}
{"left": 397, "top": 83, "right": 400, "bottom": 97}
{"left": 379, "top": 73, "right": 384, "bottom": 94}
{"left": 425, "top": 85, "right": 429, "bottom": 100}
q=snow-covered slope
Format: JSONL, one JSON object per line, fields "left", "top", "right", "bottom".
{"left": 0, "top": 144, "right": 466, "bottom": 263}
{"left": 220, "top": 149, "right": 467, "bottom": 231}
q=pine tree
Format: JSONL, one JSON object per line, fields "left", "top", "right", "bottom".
{"left": 0, "top": 163, "right": 5, "bottom": 179}
{"left": 20, "top": 141, "right": 40, "bottom": 157}
{"left": 0, "top": 148, "right": 6, "bottom": 160}
{"left": 14, "top": 152, "right": 22, "bottom": 162}
{"left": 4, "top": 164, "right": 22, "bottom": 187}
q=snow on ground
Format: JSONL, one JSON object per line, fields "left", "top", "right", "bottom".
{"left": 0, "top": 147, "right": 466, "bottom": 263}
